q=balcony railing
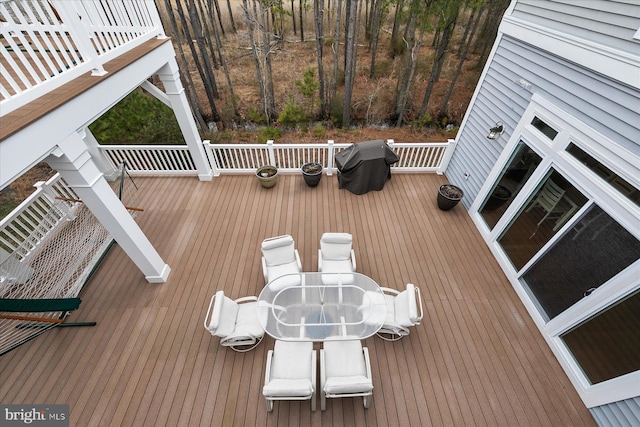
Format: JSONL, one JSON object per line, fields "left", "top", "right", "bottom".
{"left": 0, "top": 174, "right": 79, "bottom": 262}
{"left": 98, "top": 139, "right": 457, "bottom": 176}
{"left": 0, "top": 0, "right": 165, "bottom": 115}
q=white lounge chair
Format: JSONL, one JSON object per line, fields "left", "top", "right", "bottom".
{"left": 261, "top": 235, "right": 302, "bottom": 286}
{"left": 318, "top": 232, "right": 356, "bottom": 273}
{"left": 204, "top": 290, "right": 264, "bottom": 352}
{"left": 375, "top": 283, "right": 424, "bottom": 341}
{"left": 320, "top": 340, "right": 373, "bottom": 410}
{"left": 263, "top": 340, "right": 317, "bottom": 412}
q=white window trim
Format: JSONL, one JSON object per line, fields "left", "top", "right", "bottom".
{"left": 470, "top": 94, "right": 640, "bottom": 408}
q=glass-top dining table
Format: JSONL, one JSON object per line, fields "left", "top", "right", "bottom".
{"left": 257, "top": 272, "right": 388, "bottom": 341}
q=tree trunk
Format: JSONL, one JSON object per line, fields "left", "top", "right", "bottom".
{"left": 299, "top": 0, "right": 305, "bottom": 41}
{"left": 390, "top": 0, "right": 404, "bottom": 57}
{"left": 330, "top": 0, "right": 343, "bottom": 107}
{"left": 292, "top": 0, "right": 297, "bottom": 35}
{"left": 368, "top": 0, "right": 383, "bottom": 77}
{"left": 393, "top": 14, "right": 417, "bottom": 126}
{"left": 342, "top": 0, "right": 358, "bottom": 127}
{"left": 439, "top": 3, "right": 481, "bottom": 118}
{"left": 259, "top": 2, "right": 277, "bottom": 121}
{"left": 211, "top": 0, "right": 226, "bottom": 36}
{"left": 176, "top": 0, "right": 220, "bottom": 120}
{"left": 314, "top": 0, "right": 327, "bottom": 117}
{"left": 162, "top": 0, "right": 208, "bottom": 129}
{"left": 241, "top": 0, "right": 269, "bottom": 121}
{"left": 226, "top": 0, "right": 237, "bottom": 33}
{"left": 418, "top": 4, "right": 459, "bottom": 118}
{"left": 209, "top": 0, "right": 238, "bottom": 117}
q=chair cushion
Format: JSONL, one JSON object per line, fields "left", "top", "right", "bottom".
{"left": 263, "top": 379, "right": 313, "bottom": 397}
{"left": 359, "top": 291, "right": 387, "bottom": 325}
{"left": 267, "top": 262, "right": 301, "bottom": 285}
{"left": 272, "top": 341, "right": 313, "bottom": 380}
{"left": 320, "top": 233, "right": 352, "bottom": 261}
{"left": 234, "top": 302, "right": 263, "bottom": 338}
{"left": 323, "top": 340, "right": 366, "bottom": 378}
{"left": 394, "top": 290, "right": 414, "bottom": 327}
{"left": 208, "top": 292, "right": 239, "bottom": 337}
{"left": 262, "top": 236, "right": 296, "bottom": 266}
{"left": 320, "top": 259, "right": 354, "bottom": 274}
{"left": 324, "top": 375, "right": 373, "bottom": 394}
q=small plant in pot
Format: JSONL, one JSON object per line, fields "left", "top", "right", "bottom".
{"left": 256, "top": 165, "right": 278, "bottom": 188}
{"left": 301, "top": 162, "right": 323, "bottom": 187}
{"left": 437, "top": 184, "right": 464, "bottom": 211}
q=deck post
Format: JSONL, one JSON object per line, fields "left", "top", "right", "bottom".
{"left": 81, "top": 128, "right": 120, "bottom": 181}
{"left": 46, "top": 132, "right": 171, "bottom": 283}
{"left": 437, "top": 139, "right": 458, "bottom": 175}
{"left": 155, "top": 60, "right": 213, "bottom": 181}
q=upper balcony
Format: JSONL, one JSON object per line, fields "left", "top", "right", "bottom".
{"left": 0, "top": 0, "right": 165, "bottom": 116}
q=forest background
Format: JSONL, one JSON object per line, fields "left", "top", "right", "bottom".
{"left": 1, "top": 0, "right": 510, "bottom": 215}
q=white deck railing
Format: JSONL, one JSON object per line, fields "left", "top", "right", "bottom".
{"left": 0, "top": 174, "right": 78, "bottom": 262}
{"left": 0, "top": 0, "right": 165, "bottom": 114}
{"left": 98, "top": 139, "right": 457, "bottom": 176}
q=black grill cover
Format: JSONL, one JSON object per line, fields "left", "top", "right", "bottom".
{"left": 334, "top": 140, "right": 399, "bottom": 195}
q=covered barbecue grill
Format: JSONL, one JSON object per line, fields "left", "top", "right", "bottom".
{"left": 334, "top": 140, "right": 399, "bottom": 195}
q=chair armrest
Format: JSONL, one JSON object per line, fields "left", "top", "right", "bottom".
{"left": 235, "top": 296, "right": 258, "bottom": 304}
{"left": 379, "top": 286, "right": 401, "bottom": 296}
{"left": 319, "top": 349, "right": 326, "bottom": 388}
{"left": 264, "top": 349, "right": 274, "bottom": 385}
{"left": 363, "top": 346, "right": 372, "bottom": 381}
{"left": 204, "top": 293, "right": 218, "bottom": 330}
{"left": 350, "top": 249, "right": 356, "bottom": 271}
{"left": 295, "top": 249, "right": 303, "bottom": 271}
{"left": 262, "top": 256, "right": 269, "bottom": 283}
{"left": 317, "top": 249, "right": 322, "bottom": 272}
{"left": 412, "top": 285, "right": 424, "bottom": 323}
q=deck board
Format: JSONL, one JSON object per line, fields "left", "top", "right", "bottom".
{"left": 0, "top": 173, "right": 597, "bottom": 426}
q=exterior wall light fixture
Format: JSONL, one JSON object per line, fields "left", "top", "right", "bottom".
{"left": 487, "top": 122, "right": 505, "bottom": 139}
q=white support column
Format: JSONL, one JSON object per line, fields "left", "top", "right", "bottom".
{"left": 81, "top": 128, "right": 119, "bottom": 181}
{"left": 46, "top": 132, "right": 171, "bottom": 283}
{"left": 155, "top": 59, "right": 213, "bottom": 181}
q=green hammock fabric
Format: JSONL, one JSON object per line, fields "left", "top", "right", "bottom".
{"left": 0, "top": 298, "right": 82, "bottom": 313}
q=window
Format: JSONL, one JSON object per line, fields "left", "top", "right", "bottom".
{"left": 561, "top": 290, "right": 640, "bottom": 384}
{"left": 480, "top": 142, "right": 542, "bottom": 229}
{"left": 531, "top": 116, "right": 558, "bottom": 140}
{"left": 522, "top": 205, "right": 640, "bottom": 320}
{"left": 566, "top": 143, "right": 639, "bottom": 206}
{"left": 497, "top": 170, "right": 588, "bottom": 271}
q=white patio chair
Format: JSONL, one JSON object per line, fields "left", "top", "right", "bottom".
{"left": 261, "top": 235, "right": 302, "bottom": 286}
{"left": 525, "top": 179, "right": 566, "bottom": 228}
{"left": 204, "top": 290, "right": 264, "bottom": 352}
{"left": 318, "top": 233, "right": 356, "bottom": 285}
{"left": 367, "top": 283, "right": 424, "bottom": 341}
{"left": 263, "top": 340, "right": 316, "bottom": 412}
{"left": 320, "top": 340, "right": 373, "bottom": 410}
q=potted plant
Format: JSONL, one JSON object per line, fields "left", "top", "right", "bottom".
{"left": 256, "top": 165, "right": 278, "bottom": 188}
{"left": 437, "top": 184, "right": 464, "bottom": 211}
{"left": 301, "top": 162, "right": 323, "bottom": 187}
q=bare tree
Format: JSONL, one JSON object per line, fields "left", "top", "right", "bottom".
{"left": 342, "top": 0, "right": 359, "bottom": 127}
{"left": 329, "top": 0, "right": 343, "bottom": 107}
{"left": 226, "top": 0, "right": 237, "bottom": 33}
{"left": 314, "top": 0, "right": 327, "bottom": 116}
{"left": 439, "top": 1, "right": 483, "bottom": 118}
{"left": 368, "top": 0, "right": 384, "bottom": 77}
{"left": 418, "top": 0, "right": 460, "bottom": 118}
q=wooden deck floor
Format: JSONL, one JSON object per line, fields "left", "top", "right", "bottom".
{"left": 0, "top": 173, "right": 597, "bottom": 426}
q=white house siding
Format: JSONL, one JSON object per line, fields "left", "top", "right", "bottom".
{"left": 512, "top": 0, "right": 640, "bottom": 56}
{"left": 591, "top": 397, "right": 640, "bottom": 427}
{"left": 446, "top": 35, "right": 640, "bottom": 209}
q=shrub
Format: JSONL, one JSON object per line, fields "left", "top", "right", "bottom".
{"left": 248, "top": 107, "right": 268, "bottom": 125}
{"left": 89, "top": 89, "right": 183, "bottom": 145}
{"left": 278, "top": 100, "right": 306, "bottom": 127}
{"left": 259, "top": 126, "right": 283, "bottom": 142}
{"left": 312, "top": 123, "right": 326, "bottom": 138}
